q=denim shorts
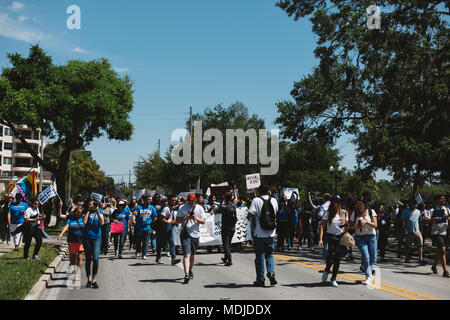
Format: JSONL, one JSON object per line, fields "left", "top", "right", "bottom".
{"left": 181, "top": 236, "right": 200, "bottom": 255}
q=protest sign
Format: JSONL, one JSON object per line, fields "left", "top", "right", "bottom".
{"left": 246, "top": 174, "right": 261, "bottom": 190}
{"left": 91, "top": 192, "right": 103, "bottom": 203}
{"left": 38, "top": 185, "right": 59, "bottom": 205}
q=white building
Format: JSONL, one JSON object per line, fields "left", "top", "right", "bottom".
{"left": 0, "top": 124, "right": 54, "bottom": 193}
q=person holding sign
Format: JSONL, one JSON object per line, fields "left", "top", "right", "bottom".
{"left": 426, "top": 194, "right": 449, "bottom": 278}
{"left": 82, "top": 198, "right": 104, "bottom": 289}
{"left": 58, "top": 204, "right": 85, "bottom": 282}
{"left": 111, "top": 201, "right": 130, "bottom": 259}
{"left": 132, "top": 195, "right": 157, "bottom": 259}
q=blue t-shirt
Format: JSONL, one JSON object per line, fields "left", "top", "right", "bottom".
{"left": 401, "top": 208, "right": 421, "bottom": 234}
{"left": 135, "top": 204, "right": 157, "bottom": 231}
{"left": 8, "top": 202, "right": 29, "bottom": 225}
{"left": 83, "top": 209, "right": 103, "bottom": 240}
{"left": 66, "top": 216, "right": 85, "bottom": 243}
{"left": 277, "top": 205, "right": 289, "bottom": 221}
{"left": 111, "top": 208, "right": 130, "bottom": 230}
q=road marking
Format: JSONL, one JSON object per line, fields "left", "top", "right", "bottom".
{"left": 274, "top": 254, "right": 439, "bottom": 300}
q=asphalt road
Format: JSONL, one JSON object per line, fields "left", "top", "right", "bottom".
{"left": 40, "top": 241, "right": 450, "bottom": 301}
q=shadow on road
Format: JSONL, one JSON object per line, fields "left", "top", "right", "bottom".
{"left": 204, "top": 283, "right": 264, "bottom": 289}
{"left": 139, "top": 278, "right": 184, "bottom": 283}
{"left": 282, "top": 281, "right": 360, "bottom": 288}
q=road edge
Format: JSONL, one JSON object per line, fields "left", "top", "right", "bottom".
{"left": 24, "top": 244, "right": 68, "bottom": 301}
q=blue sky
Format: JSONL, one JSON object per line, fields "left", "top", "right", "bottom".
{"left": 0, "top": 0, "right": 390, "bottom": 184}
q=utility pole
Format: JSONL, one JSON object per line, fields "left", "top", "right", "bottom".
{"left": 158, "top": 139, "right": 161, "bottom": 157}
{"left": 129, "top": 170, "right": 131, "bottom": 188}
{"left": 190, "top": 106, "right": 193, "bottom": 138}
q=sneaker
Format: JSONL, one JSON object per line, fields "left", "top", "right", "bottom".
{"left": 330, "top": 280, "right": 339, "bottom": 287}
{"left": 156, "top": 259, "right": 164, "bottom": 264}
{"left": 184, "top": 275, "right": 190, "bottom": 284}
{"left": 189, "top": 271, "right": 194, "bottom": 279}
{"left": 32, "top": 255, "right": 39, "bottom": 260}
{"left": 363, "top": 277, "right": 372, "bottom": 286}
{"left": 431, "top": 265, "right": 438, "bottom": 274}
{"left": 135, "top": 252, "right": 139, "bottom": 258}
{"left": 322, "top": 271, "right": 329, "bottom": 283}
{"left": 166, "top": 252, "right": 171, "bottom": 257}
{"left": 24, "top": 257, "right": 30, "bottom": 260}
{"left": 267, "top": 272, "right": 277, "bottom": 285}
{"left": 224, "top": 261, "right": 233, "bottom": 267}
{"left": 221, "top": 257, "right": 227, "bottom": 264}
{"left": 118, "top": 255, "right": 123, "bottom": 259}
{"left": 419, "top": 260, "right": 427, "bottom": 266}
{"left": 171, "top": 259, "right": 181, "bottom": 265}
{"left": 86, "top": 281, "right": 92, "bottom": 288}
{"left": 92, "top": 282, "right": 99, "bottom": 289}
{"left": 443, "top": 271, "right": 450, "bottom": 278}
{"left": 142, "top": 256, "right": 147, "bottom": 260}
{"left": 253, "top": 281, "right": 265, "bottom": 287}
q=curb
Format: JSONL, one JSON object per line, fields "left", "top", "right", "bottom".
{"left": 24, "top": 244, "right": 68, "bottom": 301}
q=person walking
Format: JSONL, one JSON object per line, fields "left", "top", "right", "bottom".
{"left": 133, "top": 195, "right": 157, "bottom": 259}
{"left": 276, "top": 195, "right": 289, "bottom": 252}
{"left": 0, "top": 194, "right": 13, "bottom": 245}
{"left": 378, "top": 205, "right": 392, "bottom": 262}
{"left": 176, "top": 193, "right": 206, "bottom": 284}
{"left": 426, "top": 194, "right": 449, "bottom": 278}
{"left": 82, "top": 198, "right": 104, "bottom": 289}
{"left": 212, "top": 192, "right": 238, "bottom": 266}
{"left": 155, "top": 196, "right": 181, "bottom": 265}
{"left": 350, "top": 199, "right": 378, "bottom": 285}
{"left": 22, "top": 197, "right": 44, "bottom": 260}
{"left": 8, "top": 193, "right": 29, "bottom": 251}
{"left": 111, "top": 200, "right": 130, "bottom": 259}
{"left": 128, "top": 198, "right": 138, "bottom": 250}
{"left": 246, "top": 185, "right": 278, "bottom": 287}
{"left": 299, "top": 201, "right": 314, "bottom": 252}
{"left": 319, "top": 194, "right": 348, "bottom": 287}
{"left": 58, "top": 203, "right": 85, "bottom": 282}
{"left": 101, "top": 200, "right": 113, "bottom": 255}
{"left": 401, "top": 199, "right": 427, "bottom": 265}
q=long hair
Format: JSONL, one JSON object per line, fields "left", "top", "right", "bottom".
{"left": 328, "top": 201, "right": 342, "bottom": 225}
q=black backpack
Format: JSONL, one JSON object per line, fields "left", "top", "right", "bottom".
{"left": 259, "top": 197, "right": 276, "bottom": 230}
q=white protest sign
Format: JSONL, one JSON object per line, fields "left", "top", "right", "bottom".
{"left": 132, "top": 189, "right": 146, "bottom": 200}
{"left": 38, "top": 185, "right": 58, "bottom": 205}
{"left": 91, "top": 192, "right": 103, "bottom": 203}
{"left": 282, "top": 188, "right": 299, "bottom": 201}
{"left": 246, "top": 173, "right": 261, "bottom": 190}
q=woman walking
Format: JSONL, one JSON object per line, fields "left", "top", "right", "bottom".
{"left": 58, "top": 203, "right": 85, "bottom": 281}
{"left": 319, "top": 195, "right": 348, "bottom": 287}
{"left": 83, "top": 198, "right": 104, "bottom": 289}
{"left": 23, "top": 197, "right": 44, "bottom": 260}
{"left": 111, "top": 200, "right": 130, "bottom": 259}
{"left": 350, "top": 200, "right": 378, "bottom": 285}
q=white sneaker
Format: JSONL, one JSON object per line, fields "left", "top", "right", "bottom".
{"left": 166, "top": 252, "right": 171, "bottom": 257}
{"left": 298, "top": 246, "right": 302, "bottom": 252}
{"left": 142, "top": 256, "right": 147, "bottom": 260}
{"left": 135, "top": 252, "right": 139, "bottom": 257}
{"left": 32, "top": 255, "right": 39, "bottom": 260}
{"left": 363, "top": 277, "right": 372, "bottom": 286}
{"left": 331, "top": 280, "right": 339, "bottom": 287}
{"left": 322, "top": 272, "right": 329, "bottom": 283}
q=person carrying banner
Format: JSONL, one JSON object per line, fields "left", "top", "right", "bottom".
{"left": 58, "top": 204, "right": 85, "bottom": 282}
{"left": 246, "top": 185, "right": 278, "bottom": 287}
{"left": 8, "top": 193, "right": 29, "bottom": 251}
{"left": 212, "top": 192, "right": 238, "bottom": 266}
{"left": 22, "top": 197, "right": 44, "bottom": 260}
{"left": 83, "top": 198, "right": 104, "bottom": 289}
{"left": 155, "top": 196, "right": 181, "bottom": 265}
{"left": 176, "top": 193, "right": 206, "bottom": 284}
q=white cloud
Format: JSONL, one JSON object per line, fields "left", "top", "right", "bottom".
{"left": 0, "top": 13, "right": 54, "bottom": 42}
{"left": 114, "top": 67, "right": 129, "bottom": 73}
{"left": 18, "top": 15, "right": 28, "bottom": 22}
{"left": 73, "top": 47, "right": 88, "bottom": 54}
{"left": 9, "top": 1, "right": 24, "bottom": 11}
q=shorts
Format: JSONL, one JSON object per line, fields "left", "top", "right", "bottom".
{"left": 69, "top": 242, "right": 84, "bottom": 254}
{"left": 405, "top": 232, "right": 423, "bottom": 247}
{"left": 431, "top": 235, "right": 446, "bottom": 248}
{"left": 181, "top": 236, "right": 200, "bottom": 255}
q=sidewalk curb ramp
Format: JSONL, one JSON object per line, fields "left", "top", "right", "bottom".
{"left": 24, "top": 244, "right": 68, "bottom": 300}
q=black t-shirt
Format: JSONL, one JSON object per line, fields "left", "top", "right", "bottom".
{"left": 217, "top": 203, "right": 237, "bottom": 230}
{"left": 0, "top": 202, "right": 9, "bottom": 223}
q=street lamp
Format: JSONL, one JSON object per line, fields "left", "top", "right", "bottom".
{"left": 329, "top": 165, "right": 342, "bottom": 194}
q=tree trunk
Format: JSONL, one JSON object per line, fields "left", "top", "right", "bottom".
{"left": 55, "top": 151, "right": 70, "bottom": 227}
{"left": 411, "top": 164, "right": 421, "bottom": 200}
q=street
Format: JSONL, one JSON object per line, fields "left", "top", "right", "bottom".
{"left": 40, "top": 244, "right": 449, "bottom": 301}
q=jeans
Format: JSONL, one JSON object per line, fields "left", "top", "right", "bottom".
{"left": 136, "top": 229, "right": 151, "bottom": 257}
{"left": 113, "top": 230, "right": 128, "bottom": 255}
{"left": 0, "top": 221, "right": 10, "bottom": 242}
{"left": 355, "top": 234, "right": 378, "bottom": 278}
{"left": 378, "top": 231, "right": 389, "bottom": 258}
{"left": 156, "top": 229, "right": 176, "bottom": 260}
{"left": 254, "top": 237, "right": 275, "bottom": 282}
{"left": 23, "top": 225, "right": 43, "bottom": 259}
{"left": 395, "top": 225, "right": 404, "bottom": 255}
{"left": 276, "top": 221, "right": 289, "bottom": 250}
{"left": 221, "top": 228, "right": 235, "bottom": 263}
{"left": 151, "top": 230, "right": 157, "bottom": 250}
{"left": 83, "top": 238, "right": 101, "bottom": 278}
{"left": 324, "top": 234, "right": 343, "bottom": 280}
{"left": 101, "top": 223, "right": 110, "bottom": 254}
{"left": 322, "top": 233, "right": 329, "bottom": 261}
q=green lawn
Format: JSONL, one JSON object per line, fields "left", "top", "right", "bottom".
{"left": 44, "top": 226, "right": 64, "bottom": 236}
{"left": 0, "top": 243, "right": 59, "bottom": 300}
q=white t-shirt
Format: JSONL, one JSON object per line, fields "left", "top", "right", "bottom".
{"left": 177, "top": 203, "right": 206, "bottom": 239}
{"left": 318, "top": 201, "right": 331, "bottom": 218}
{"left": 248, "top": 195, "right": 279, "bottom": 238}
{"left": 426, "top": 206, "right": 449, "bottom": 236}
{"left": 351, "top": 209, "right": 377, "bottom": 236}
{"left": 323, "top": 210, "right": 348, "bottom": 236}
{"left": 24, "top": 207, "right": 39, "bottom": 219}
{"left": 161, "top": 206, "right": 174, "bottom": 223}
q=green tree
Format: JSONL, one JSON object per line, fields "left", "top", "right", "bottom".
{"left": 0, "top": 45, "right": 134, "bottom": 202}
{"left": 275, "top": 1, "right": 450, "bottom": 198}
{"left": 135, "top": 152, "right": 166, "bottom": 190}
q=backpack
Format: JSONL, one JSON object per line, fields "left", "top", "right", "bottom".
{"left": 259, "top": 197, "right": 276, "bottom": 230}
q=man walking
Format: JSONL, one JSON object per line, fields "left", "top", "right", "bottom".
{"left": 155, "top": 196, "right": 181, "bottom": 265}
{"left": 133, "top": 196, "right": 157, "bottom": 259}
{"left": 176, "top": 194, "right": 206, "bottom": 284}
{"left": 212, "top": 192, "right": 237, "bottom": 266}
{"left": 401, "top": 199, "right": 427, "bottom": 265}
{"left": 247, "top": 185, "right": 278, "bottom": 287}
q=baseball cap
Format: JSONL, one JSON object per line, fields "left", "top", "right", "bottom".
{"left": 118, "top": 200, "right": 126, "bottom": 206}
{"left": 187, "top": 194, "right": 196, "bottom": 201}
{"left": 332, "top": 194, "right": 343, "bottom": 203}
